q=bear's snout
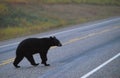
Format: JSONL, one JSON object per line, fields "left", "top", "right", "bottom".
{"left": 58, "top": 43, "right": 62, "bottom": 47}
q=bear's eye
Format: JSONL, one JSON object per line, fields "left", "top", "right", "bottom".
{"left": 54, "top": 39, "right": 58, "bottom": 44}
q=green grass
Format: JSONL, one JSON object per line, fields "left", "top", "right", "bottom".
{"left": 47, "top": 0, "right": 120, "bottom": 5}
{"left": 3, "top": 0, "right": 120, "bottom": 5}
{"left": 0, "top": 0, "right": 120, "bottom": 41}
{"left": 0, "top": 3, "right": 68, "bottom": 40}
{"left": 41, "top": 0, "right": 120, "bottom": 5}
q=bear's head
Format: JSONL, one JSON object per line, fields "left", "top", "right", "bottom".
{"left": 50, "top": 36, "right": 62, "bottom": 47}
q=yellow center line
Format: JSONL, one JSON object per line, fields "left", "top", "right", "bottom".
{"left": 0, "top": 26, "right": 119, "bottom": 67}
{"left": 0, "top": 58, "right": 14, "bottom": 66}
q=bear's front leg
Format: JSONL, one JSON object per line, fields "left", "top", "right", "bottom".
{"left": 40, "top": 53, "right": 50, "bottom": 66}
{"left": 41, "top": 61, "right": 50, "bottom": 66}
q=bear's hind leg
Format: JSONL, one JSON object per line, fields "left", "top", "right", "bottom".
{"left": 13, "top": 55, "right": 24, "bottom": 68}
{"left": 25, "top": 55, "right": 39, "bottom": 66}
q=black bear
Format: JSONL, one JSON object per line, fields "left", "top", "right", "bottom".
{"left": 13, "top": 36, "right": 62, "bottom": 68}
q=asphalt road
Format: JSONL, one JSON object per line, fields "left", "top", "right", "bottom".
{"left": 0, "top": 17, "right": 120, "bottom": 78}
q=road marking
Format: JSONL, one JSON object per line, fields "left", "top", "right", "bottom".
{"left": 81, "top": 52, "right": 120, "bottom": 78}
{"left": 0, "top": 42, "right": 19, "bottom": 48}
{"left": 63, "top": 38, "right": 80, "bottom": 45}
{"left": 0, "top": 18, "right": 120, "bottom": 49}
{"left": 0, "top": 26, "right": 119, "bottom": 67}
{"left": 0, "top": 58, "right": 14, "bottom": 66}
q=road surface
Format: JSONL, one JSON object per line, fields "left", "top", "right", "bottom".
{"left": 0, "top": 17, "right": 120, "bottom": 78}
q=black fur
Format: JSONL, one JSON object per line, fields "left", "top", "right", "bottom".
{"left": 13, "top": 36, "right": 62, "bottom": 68}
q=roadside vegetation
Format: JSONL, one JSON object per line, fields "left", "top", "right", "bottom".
{"left": 0, "top": 0, "right": 120, "bottom": 41}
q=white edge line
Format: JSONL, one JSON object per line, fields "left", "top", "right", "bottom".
{"left": 81, "top": 52, "right": 120, "bottom": 78}
{"left": 0, "top": 18, "right": 120, "bottom": 48}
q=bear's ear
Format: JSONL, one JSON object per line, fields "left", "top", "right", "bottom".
{"left": 53, "top": 36, "right": 56, "bottom": 39}
{"left": 50, "top": 36, "right": 53, "bottom": 39}
{"left": 50, "top": 36, "right": 56, "bottom": 39}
